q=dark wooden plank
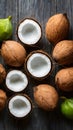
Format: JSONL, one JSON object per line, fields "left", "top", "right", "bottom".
{"left": 5, "top": 0, "right": 19, "bottom": 40}
{"left": 0, "top": 0, "right": 73, "bottom": 130}
{"left": 56, "top": 0, "right": 72, "bottom": 39}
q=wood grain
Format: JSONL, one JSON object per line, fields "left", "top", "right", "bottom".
{"left": 0, "top": 0, "right": 73, "bottom": 130}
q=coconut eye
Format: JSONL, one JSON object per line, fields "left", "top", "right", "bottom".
{"left": 6, "top": 70, "right": 28, "bottom": 92}
{"left": 17, "top": 18, "right": 42, "bottom": 46}
{"left": 8, "top": 94, "right": 32, "bottom": 118}
{"left": 25, "top": 50, "right": 53, "bottom": 80}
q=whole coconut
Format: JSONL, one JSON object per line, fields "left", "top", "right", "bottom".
{"left": 0, "top": 89, "right": 7, "bottom": 111}
{"left": 0, "top": 64, "right": 6, "bottom": 84}
{"left": 45, "top": 13, "right": 70, "bottom": 45}
{"left": 34, "top": 84, "right": 58, "bottom": 111}
{"left": 1, "top": 40, "right": 26, "bottom": 67}
{"left": 52, "top": 40, "right": 73, "bottom": 65}
{"left": 55, "top": 67, "right": 73, "bottom": 91}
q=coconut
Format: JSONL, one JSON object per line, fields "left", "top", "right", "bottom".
{"left": 55, "top": 67, "right": 73, "bottom": 91}
{"left": 1, "top": 40, "right": 26, "bottom": 67}
{"left": 8, "top": 94, "right": 32, "bottom": 119}
{"left": 0, "top": 64, "right": 6, "bottom": 84}
{"left": 6, "top": 70, "right": 28, "bottom": 92}
{"left": 52, "top": 40, "right": 73, "bottom": 65}
{"left": 0, "top": 89, "right": 7, "bottom": 111}
{"left": 34, "top": 84, "right": 59, "bottom": 111}
{"left": 45, "top": 13, "right": 70, "bottom": 45}
{"left": 25, "top": 50, "right": 53, "bottom": 80}
{"left": 17, "top": 18, "right": 42, "bottom": 46}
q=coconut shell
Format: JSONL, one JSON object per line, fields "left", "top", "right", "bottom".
{"left": 1, "top": 40, "right": 26, "bottom": 67}
{"left": 0, "top": 64, "right": 6, "bottom": 84}
{"left": 7, "top": 94, "right": 32, "bottom": 119}
{"left": 5, "top": 70, "right": 28, "bottom": 93}
{"left": 45, "top": 13, "right": 70, "bottom": 45}
{"left": 52, "top": 40, "right": 73, "bottom": 65}
{"left": 34, "top": 84, "right": 59, "bottom": 111}
{"left": 16, "top": 18, "right": 42, "bottom": 47}
{"left": 25, "top": 50, "right": 53, "bottom": 80}
{"left": 55, "top": 67, "right": 73, "bottom": 91}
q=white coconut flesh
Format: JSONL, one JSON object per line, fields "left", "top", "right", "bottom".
{"left": 6, "top": 70, "right": 28, "bottom": 92}
{"left": 9, "top": 95, "right": 31, "bottom": 118}
{"left": 27, "top": 53, "right": 52, "bottom": 78}
{"left": 18, "top": 19, "right": 41, "bottom": 45}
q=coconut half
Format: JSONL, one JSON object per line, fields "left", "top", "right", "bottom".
{"left": 17, "top": 18, "right": 42, "bottom": 46}
{"left": 25, "top": 50, "right": 53, "bottom": 79}
{"left": 8, "top": 94, "right": 32, "bottom": 118}
{"left": 6, "top": 70, "right": 28, "bottom": 92}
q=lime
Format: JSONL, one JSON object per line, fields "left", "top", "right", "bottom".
{"left": 0, "top": 16, "right": 12, "bottom": 41}
{"left": 61, "top": 98, "right": 73, "bottom": 119}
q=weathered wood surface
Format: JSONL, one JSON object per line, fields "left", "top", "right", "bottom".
{"left": 0, "top": 0, "right": 73, "bottom": 130}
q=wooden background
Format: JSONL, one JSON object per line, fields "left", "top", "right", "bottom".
{"left": 0, "top": 0, "right": 73, "bottom": 130}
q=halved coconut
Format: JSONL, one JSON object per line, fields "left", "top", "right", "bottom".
{"left": 8, "top": 94, "right": 32, "bottom": 119}
{"left": 6, "top": 70, "right": 28, "bottom": 92}
{"left": 17, "top": 18, "right": 42, "bottom": 46}
{"left": 25, "top": 50, "right": 53, "bottom": 80}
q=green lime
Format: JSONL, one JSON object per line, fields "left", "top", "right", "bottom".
{"left": 61, "top": 98, "right": 73, "bottom": 119}
{"left": 0, "top": 16, "right": 12, "bottom": 41}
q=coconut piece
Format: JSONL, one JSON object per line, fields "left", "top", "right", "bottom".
{"left": 0, "top": 64, "right": 6, "bottom": 84}
{"left": 25, "top": 50, "right": 53, "bottom": 80}
{"left": 34, "top": 84, "right": 58, "bottom": 111}
{"left": 6, "top": 70, "right": 28, "bottom": 92}
{"left": 8, "top": 94, "right": 32, "bottom": 119}
{"left": 1, "top": 40, "right": 26, "bottom": 67}
{"left": 45, "top": 13, "right": 70, "bottom": 45}
{"left": 17, "top": 18, "right": 42, "bottom": 46}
